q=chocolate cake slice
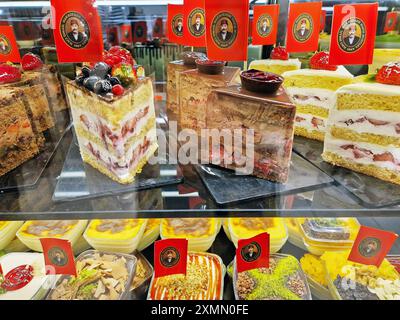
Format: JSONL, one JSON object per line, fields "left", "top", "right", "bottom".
{"left": 0, "top": 89, "right": 42, "bottom": 176}
{"left": 205, "top": 85, "right": 296, "bottom": 183}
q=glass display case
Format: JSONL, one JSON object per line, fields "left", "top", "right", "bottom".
{"left": 0, "top": 0, "right": 399, "bottom": 301}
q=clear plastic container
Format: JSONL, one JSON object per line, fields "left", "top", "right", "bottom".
{"left": 148, "top": 252, "right": 225, "bottom": 300}
{"left": 0, "top": 253, "right": 58, "bottom": 300}
{"left": 228, "top": 218, "right": 288, "bottom": 253}
{"left": 137, "top": 219, "right": 160, "bottom": 252}
{"left": 130, "top": 251, "right": 153, "bottom": 300}
{"left": 84, "top": 219, "right": 147, "bottom": 254}
{"left": 16, "top": 220, "right": 88, "bottom": 252}
{"left": 160, "top": 218, "right": 218, "bottom": 252}
{"left": 0, "top": 221, "right": 24, "bottom": 250}
{"left": 306, "top": 275, "right": 332, "bottom": 300}
{"left": 323, "top": 251, "right": 400, "bottom": 301}
{"left": 233, "top": 254, "right": 312, "bottom": 300}
{"left": 47, "top": 250, "right": 137, "bottom": 300}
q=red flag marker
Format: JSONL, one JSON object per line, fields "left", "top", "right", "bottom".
{"left": 286, "top": 1, "right": 322, "bottom": 53}
{"left": 384, "top": 12, "right": 399, "bottom": 33}
{"left": 205, "top": 0, "right": 249, "bottom": 61}
{"left": 167, "top": 4, "right": 185, "bottom": 45}
{"left": 40, "top": 238, "right": 76, "bottom": 276}
{"left": 348, "top": 226, "right": 398, "bottom": 267}
{"left": 154, "top": 238, "right": 188, "bottom": 278}
{"left": 120, "top": 25, "right": 132, "bottom": 43}
{"left": 236, "top": 232, "right": 270, "bottom": 273}
{"left": 329, "top": 3, "right": 378, "bottom": 65}
{"left": 252, "top": 4, "right": 280, "bottom": 46}
{"left": 0, "top": 26, "right": 21, "bottom": 63}
{"left": 184, "top": 0, "right": 206, "bottom": 47}
{"left": 51, "top": 0, "right": 103, "bottom": 63}
{"left": 133, "top": 21, "right": 147, "bottom": 43}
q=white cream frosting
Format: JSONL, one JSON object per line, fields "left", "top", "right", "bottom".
{"left": 286, "top": 87, "right": 336, "bottom": 109}
{"left": 249, "top": 58, "right": 301, "bottom": 68}
{"left": 328, "top": 109, "right": 400, "bottom": 137}
{"left": 295, "top": 113, "right": 326, "bottom": 132}
{"left": 337, "top": 82, "right": 400, "bottom": 96}
{"left": 324, "top": 134, "right": 400, "bottom": 171}
{"left": 282, "top": 65, "right": 353, "bottom": 79}
{"left": 0, "top": 253, "right": 57, "bottom": 300}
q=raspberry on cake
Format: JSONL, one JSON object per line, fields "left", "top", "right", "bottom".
{"left": 65, "top": 47, "right": 158, "bottom": 184}
{"left": 283, "top": 52, "right": 354, "bottom": 141}
{"left": 0, "top": 89, "right": 42, "bottom": 176}
{"left": 322, "top": 62, "right": 400, "bottom": 185}
{"left": 248, "top": 46, "right": 301, "bottom": 75}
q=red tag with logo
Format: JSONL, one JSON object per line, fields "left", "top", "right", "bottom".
{"left": 184, "top": 0, "right": 206, "bottom": 47}
{"left": 252, "top": 4, "right": 279, "bottom": 46}
{"left": 153, "top": 17, "right": 164, "bottom": 39}
{"left": 384, "top": 12, "right": 399, "bottom": 33}
{"left": 286, "top": 2, "right": 322, "bottom": 53}
{"left": 154, "top": 238, "right": 188, "bottom": 278}
{"left": 320, "top": 10, "right": 327, "bottom": 32}
{"left": 329, "top": 3, "right": 378, "bottom": 66}
{"left": 40, "top": 238, "right": 76, "bottom": 276}
{"left": 51, "top": 0, "right": 103, "bottom": 63}
{"left": 0, "top": 26, "right": 21, "bottom": 63}
{"left": 120, "top": 25, "right": 132, "bottom": 43}
{"left": 168, "top": 4, "right": 185, "bottom": 45}
{"left": 236, "top": 232, "right": 270, "bottom": 273}
{"left": 133, "top": 21, "right": 147, "bottom": 43}
{"left": 205, "top": 0, "right": 249, "bottom": 61}
{"left": 106, "top": 26, "right": 119, "bottom": 47}
{"left": 348, "top": 226, "right": 398, "bottom": 267}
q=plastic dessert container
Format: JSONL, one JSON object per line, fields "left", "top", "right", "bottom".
{"left": 233, "top": 254, "right": 312, "bottom": 300}
{"left": 16, "top": 220, "right": 88, "bottom": 252}
{"left": 148, "top": 252, "right": 225, "bottom": 300}
{"left": 228, "top": 218, "right": 288, "bottom": 253}
{"left": 160, "top": 218, "right": 218, "bottom": 252}
{"left": 129, "top": 251, "right": 153, "bottom": 300}
{"left": 323, "top": 251, "right": 400, "bottom": 300}
{"left": 47, "top": 250, "right": 137, "bottom": 300}
{"left": 284, "top": 218, "right": 307, "bottom": 250}
{"left": 298, "top": 218, "right": 360, "bottom": 255}
{"left": 137, "top": 219, "right": 160, "bottom": 252}
{"left": 84, "top": 219, "right": 147, "bottom": 254}
{"left": 0, "top": 253, "right": 58, "bottom": 300}
{"left": 0, "top": 221, "right": 24, "bottom": 250}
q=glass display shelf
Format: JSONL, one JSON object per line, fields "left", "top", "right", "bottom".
{"left": 1, "top": 98, "right": 400, "bottom": 221}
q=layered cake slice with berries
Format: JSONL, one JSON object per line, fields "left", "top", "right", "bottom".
{"left": 249, "top": 47, "right": 301, "bottom": 75}
{"left": 65, "top": 46, "right": 158, "bottom": 184}
{"left": 322, "top": 62, "right": 400, "bottom": 185}
{"left": 0, "top": 88, "right": 42, "bottom": 176}
{"left": 282, "top": 52, "right": 354, "bottom": 141}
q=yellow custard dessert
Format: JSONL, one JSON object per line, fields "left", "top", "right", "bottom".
{"left": 137, "top": 219, "right": 161, "bottom": 251}
{"left": 86, "top": 219, "right": 146, "bottom": 241}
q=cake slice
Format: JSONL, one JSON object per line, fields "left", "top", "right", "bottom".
{"left": 66, "top": 47, "right": 158, "bottom": 184}
{"left": 0, "top": 88, "right": 41, "bottom": 176}
{"left": 179, "top": 62, "right": 240, "bottom": 134}
{"left": 322, "top": 62, "right": 400, "bottom": 185}
{"left": 283, "top": 52, "right": 353, "bottom": 141}
{"left": 249, "top": 47, "right": 301, "bottom": 75}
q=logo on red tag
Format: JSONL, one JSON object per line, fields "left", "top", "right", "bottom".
{"left": 121, "top": 24, "right": 132, "bottom": 43}
{"left": 51, "top": 0, "right": 103, "bottom": 63}
{"left": 184, "top": 0, "right": 206, "bottom": 47}
{"left": 236, "top": 232, "right": 270, "bottom": 273}
{"left": 168, "top": 4, "right": 185, "bottom": 44}
{"left": 154, "top": 238, "right": 188, "bottom": 278}
{"left": 329, "top": 3, "right": 378, "bottom": 65}
{"left": 133, "top": 21, "right": 147, "bottom": 43}
{"left": 348, "top": 225, "right": 398, "bottom": 267}
{"left": 252, "top": 4, "right": 279, "bottom": 45}
{"left": 384, "top": 12, "right": 399, "bottom": 33}
{"left": 40, "top": 238, "right": 76, "bottom": 276}
{"left": 0, "top": 26, "right": 21, "bottom": 63}
{"left": 205, "top": 0, "right": 249, "bottom": 61}
{"left": 286, "top": 2, "right": 322, "bottom": 53}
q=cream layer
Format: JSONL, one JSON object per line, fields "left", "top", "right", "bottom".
{"left": 286, "top": 87, "right": 335, "bottom": 109}
{"left": 295, "top": 113, "right": 326, "bottom": 131}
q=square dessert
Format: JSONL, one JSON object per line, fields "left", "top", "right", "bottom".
{"left": 205, "top": 85, "right": 296, "bottom": 183}
{"left": 0, "top": 89, "right": 42, "bottom": 176}
{"left": 179, "top": 66, "right": 241, "bottom": 134}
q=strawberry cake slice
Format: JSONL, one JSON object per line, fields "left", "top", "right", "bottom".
{"left": 322, "top": 62, "right": 400, "bottom": 185}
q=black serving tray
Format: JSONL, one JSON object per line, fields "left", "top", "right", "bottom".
{"left": 293, "top": 136, "right": 400, "bottom": 208}
{"left": 194, "top": 152, "right": 334, "bottom": 205}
